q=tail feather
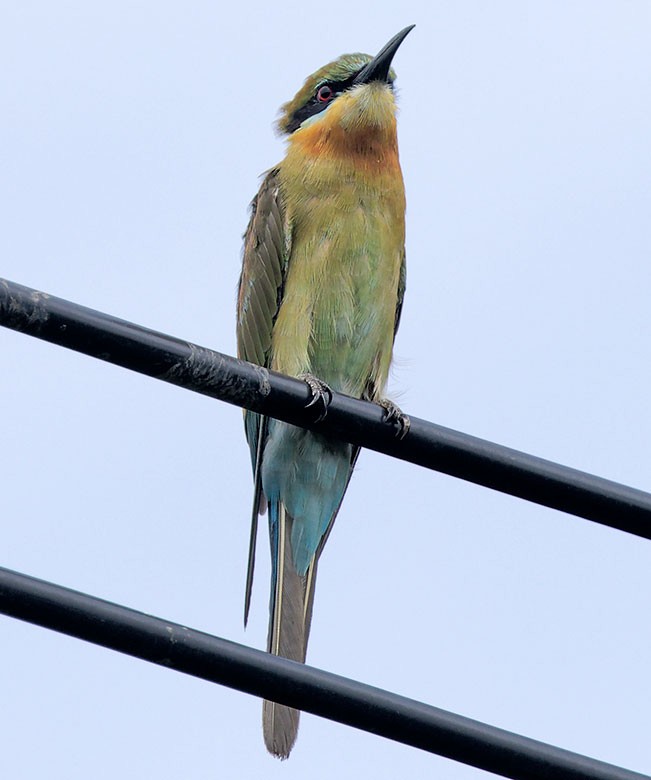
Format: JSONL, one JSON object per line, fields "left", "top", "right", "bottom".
{"left": 263, "top": 503, "right": 318, "bottom": 759}
{"left": 244, "top": 415, "right": 268, "bottom": 626}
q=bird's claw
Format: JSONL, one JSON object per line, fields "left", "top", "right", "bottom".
{"left": 378, "top": 398, "right": 410, "bottom": 439}
{"left": 299, "top": 373, "right": 333, "bottom": 422}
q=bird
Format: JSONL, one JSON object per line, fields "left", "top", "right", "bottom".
{"left": 236, "top": 25, "right": 413, "bottom": 758}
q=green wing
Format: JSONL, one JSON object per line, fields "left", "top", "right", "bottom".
{"left": 237, "top": 167, "right": 287, "bottom": 369}
{"left": 237, "top": 167, "right": 289, "bottom": 623}
{"left": 393, "top": 249, "right": 407, "bottom": 340}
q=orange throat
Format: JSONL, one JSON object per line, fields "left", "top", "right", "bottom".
{"left": 289, "top": 122, "right": 400, "bottom": 183}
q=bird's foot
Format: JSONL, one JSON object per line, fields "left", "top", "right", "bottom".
{"left": 378, "top": 398, "right": 410, "bottom": 439}
{"left": 298, "top": 373, "right": 333, "bottom": 422}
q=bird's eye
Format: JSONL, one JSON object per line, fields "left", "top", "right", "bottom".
{"left": 316, "top": 85, "right": 333, "bottom": 103}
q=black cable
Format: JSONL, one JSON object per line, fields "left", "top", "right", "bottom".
{"left": 2, "top": 277, "right": 650, "bottom": 539}
{"left": 0, "top": 565, "right": 647, "bottom": 780}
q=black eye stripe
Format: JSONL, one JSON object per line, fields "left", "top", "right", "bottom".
{"left": 285, "top": 74, "right": 359, "bottom": 134}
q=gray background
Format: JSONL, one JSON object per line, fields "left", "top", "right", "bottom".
{"left": 1, "top": 2, "right": 650, "bottom": 778}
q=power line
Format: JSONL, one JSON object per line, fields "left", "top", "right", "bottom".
{"left": 0, "top": 565, "right": 647, "bottom": 780}
{"left": 2, "top": 276, "right": 651, "bottom": 540}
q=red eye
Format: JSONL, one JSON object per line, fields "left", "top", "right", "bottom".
{"left": 316, "top": 85, "right": 333, "bottom": 103}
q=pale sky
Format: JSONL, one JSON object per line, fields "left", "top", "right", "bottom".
{"left": 1, "top": 2, "right": 650, "bottom": 778}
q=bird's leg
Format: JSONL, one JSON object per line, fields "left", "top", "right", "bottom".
{"left": 298, "top": 373, "right": 333, "bottom": 422}
{"left": 378, "top": 398, "right": 410, "bottom": 440}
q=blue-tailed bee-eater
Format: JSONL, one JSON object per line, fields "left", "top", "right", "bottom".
{"left": 237, "top": 25, "right": 413, "bottom": 758}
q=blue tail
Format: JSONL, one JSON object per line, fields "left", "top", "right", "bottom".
{"left": 260, "top": 420, "right": 354, "bottom": 757}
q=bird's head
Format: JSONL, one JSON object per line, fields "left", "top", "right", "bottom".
{"left": 276, "top": 26, "right": 414, "bottom": 151}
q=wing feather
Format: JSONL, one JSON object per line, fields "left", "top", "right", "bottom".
{"left": 237, "top": 168, "right": 289, "bottom": 624}
{"left": 393, "top": 249, "right": 407, "bottom": 340}
{"left": 237, "top": 168, "right": 287, "bottom": 368}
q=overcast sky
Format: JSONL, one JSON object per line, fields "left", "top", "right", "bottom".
{"left": 1, "top": 2, "right": 651, "bottom": 778}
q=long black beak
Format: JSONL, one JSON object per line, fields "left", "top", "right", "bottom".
{"left": 353, "top": 25, "right": 415, "bottom": 85}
